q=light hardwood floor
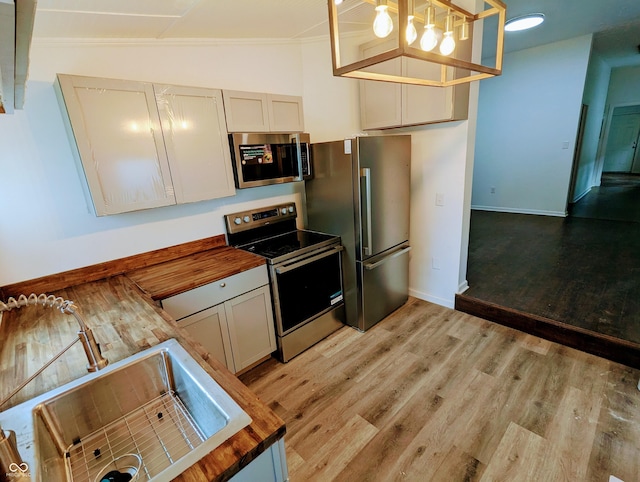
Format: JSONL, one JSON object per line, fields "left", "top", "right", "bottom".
{"left": 239, "top": 297, "right": 640, "bottom": 482}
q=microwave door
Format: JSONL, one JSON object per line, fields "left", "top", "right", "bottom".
{"left": 230, "top": 132, "right": 309, "bottom": 188}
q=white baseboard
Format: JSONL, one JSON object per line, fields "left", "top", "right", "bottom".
{"left": 471, "top": 205, "right": 567, "bottom": 217}
{"left": 458, "top": 280, "right": 469, "bottom": 294}
{"left": 571, "top": 186, "right": 591, "bottom": 203}
{"left": 409, "top": 288, "right": 454, "bottom": 309}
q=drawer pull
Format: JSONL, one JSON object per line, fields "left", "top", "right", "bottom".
{"left": 220, "top": 282, "right": 226, "bottom": 288}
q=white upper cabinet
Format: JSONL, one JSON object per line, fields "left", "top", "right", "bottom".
{"left": 56, "top": 74, "right": 175, "bottom": 215}
{"left": 267, "top": 94, "right": 305, "bottom": 132}
{"left": 223, "top": 90, "right": 304, "bottom": 133}
{"left": 359, "top": 38, "right": 469, "bottom": 131}
{"left": 56, "top": 74, "right": 235, "bottom": 216}
{"left": 155, "top": 84, "right": 235, "bottom": 203}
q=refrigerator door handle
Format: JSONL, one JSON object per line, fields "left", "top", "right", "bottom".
{"left": 364, "top": 245, "right": 412, "bottom": 270}
{"left": 361, "top": 167, "right": 373, "bottom": 256}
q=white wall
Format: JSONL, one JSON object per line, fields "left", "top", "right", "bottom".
{"left": 300, "top": 39, "right": 362, "bottom": 143}
{"left": 573, "top": 50, "right": 610, "bottom": 200}
{"left": 407, "top": 119, "right": 478, "bottom": 306}
{"left": 606, "top": 65, "right": 640, "bottom": 106}
{"left": 472, "top": 35, "right": 593, "bottom": 216}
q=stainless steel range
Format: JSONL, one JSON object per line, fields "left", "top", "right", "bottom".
{"left": 225, "top": 202, "right": 345, "bottom": 362}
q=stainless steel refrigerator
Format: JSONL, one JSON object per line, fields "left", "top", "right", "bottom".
{"left": 305, "top": 135, "right": 411, "bottom": 332}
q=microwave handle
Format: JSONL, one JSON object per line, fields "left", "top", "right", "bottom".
{"left": 291, "top": 133, "right": 304, "bottom": 181}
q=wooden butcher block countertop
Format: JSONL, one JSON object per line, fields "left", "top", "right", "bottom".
{"left": 0, "top": 238, "right": 284, "bottom": 482}
{"left": 127, "top": 246, "right": 266, "bottom": 300}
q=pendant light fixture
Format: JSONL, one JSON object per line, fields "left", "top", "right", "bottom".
{"left": 328, "top": 0, "right": 507, "bottom": 87}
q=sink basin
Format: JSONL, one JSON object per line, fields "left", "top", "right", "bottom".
{"left": 0, "top": 339, "right": 251, "bottom": 481}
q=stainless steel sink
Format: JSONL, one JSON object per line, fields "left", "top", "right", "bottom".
{"left": 0, "top": 339, "right": 251, "bottom": 481}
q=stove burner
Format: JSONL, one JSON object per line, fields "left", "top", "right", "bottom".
{"left": 240, "top": 230, "right": 338, "bottom": 262}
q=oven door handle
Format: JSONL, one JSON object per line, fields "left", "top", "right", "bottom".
{"left": 275, "top": 245, "right": 344, "bottom": 274}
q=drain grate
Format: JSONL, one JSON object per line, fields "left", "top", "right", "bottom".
{"left": 66, "top": 391, "right": 205, "bottom": 481}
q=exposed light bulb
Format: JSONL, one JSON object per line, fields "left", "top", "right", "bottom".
{"left": 439, "top": 12, "right": 456, "bottom": 56}
{"left": 406, "top": 16, "right": 418, "bottom": 45}
{"left": 440, "top": 32, "right": 455, "bottom": 55}
{"left": 420, "top": 25, "right": 438, "bottom": 51}
{"left": 373, "top": 3, "right": 393, "bottom": 38}
{"left": 334, "top": 0, "right": 343, "bottom": 5}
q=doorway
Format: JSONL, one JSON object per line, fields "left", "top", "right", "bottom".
{"left": 602, "top": 105, "right": 640, "bottom": 174}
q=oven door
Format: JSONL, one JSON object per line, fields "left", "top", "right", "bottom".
{"left": 271, "top": 244, "right": 344, "bottom": 335}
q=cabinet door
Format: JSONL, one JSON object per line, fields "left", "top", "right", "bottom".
{"left": 225, "top": 286, "right": 276, "bottom": 372}
{"left": 178, "top": 304, "right": 235, "bottom": 371}
{"left": 230, "top": 438, "right": 287, "bottom": 482}
{"left": 359, "top": 39, "right": 402, "bottom": 130}
{"left": 402, "top": 58, "right": 469, "bottom": 126}
{"left": 55, "top": 74, "right": 175, "bottom": 215}
{"left": 267, "top": 94, "right": 304, "bottom": 132}
{"left": 402, "top": 58, "right": 452, "bottom": 126}
{"left": 222, "top": 90, "right": 270, "bottom": 132}
{"left": 155, "top": 85, "right": 236, "bottom": 203}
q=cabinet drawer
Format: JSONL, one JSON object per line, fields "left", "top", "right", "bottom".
{"left": 162, "top": 265, "right": 269, "bottom": 320}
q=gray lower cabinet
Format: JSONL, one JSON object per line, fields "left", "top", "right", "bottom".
{"left": 230, "top": 438, "right": 288, "bottom": 482}
{"left": 161, "top": 265, "right": 276, "bottom": 374}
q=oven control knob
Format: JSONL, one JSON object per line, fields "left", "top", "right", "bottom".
{"left": 288, "top": 206, "right": 294, "bottom": 213}
{"left": 234, "top": 217, "right": 242, "bottom": 225}
{"left": 281, "top": 207, "right": 287, "bottom": 215}
{"left": 243, "top": 215, "right": 251, "bottom": 223}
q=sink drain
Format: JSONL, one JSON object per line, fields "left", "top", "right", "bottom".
{"left": 94, "top": 453, "right": 141, "bottom": 482}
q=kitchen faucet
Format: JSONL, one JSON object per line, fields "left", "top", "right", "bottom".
{"left": 0, "top": 293, "right": 109, "bottom": 476}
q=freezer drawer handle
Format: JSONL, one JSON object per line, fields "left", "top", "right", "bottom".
{"left": 275, "top": 245, "right": 344, "bottom": 274}
{"left": 364, "top": 246, "right": 412, "bottom": 270}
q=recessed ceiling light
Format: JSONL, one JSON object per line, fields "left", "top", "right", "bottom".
{"left": 505, "top": 13, "right": 545, "bottom": 32}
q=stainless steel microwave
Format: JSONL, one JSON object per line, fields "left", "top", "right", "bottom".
{"left": 229, "top": 132, "right": 311, "bottom": 189}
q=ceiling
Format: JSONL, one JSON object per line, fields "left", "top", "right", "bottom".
{"left": 32, "top": 0, "right": 640, "bottom": 68}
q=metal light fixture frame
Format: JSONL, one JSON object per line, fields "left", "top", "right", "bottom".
{"left": 328, "top": 0, "right": 506, "bottom": 87}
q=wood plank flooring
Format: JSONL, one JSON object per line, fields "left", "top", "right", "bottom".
{"left": 456, "top": 209, "right": 640, "bottom": 367}
{"left": 239, "top": 298, "right": 640, "bottom": 482}
{"left": 570, "top": 173, "right": 640, "bottom": 223}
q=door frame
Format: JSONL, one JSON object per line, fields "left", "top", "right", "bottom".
{"left": 567, "top": 103, "right": 588, "bottom": 206}
{"left": 594, "top": 102, "right": 640, "bottom": 185}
